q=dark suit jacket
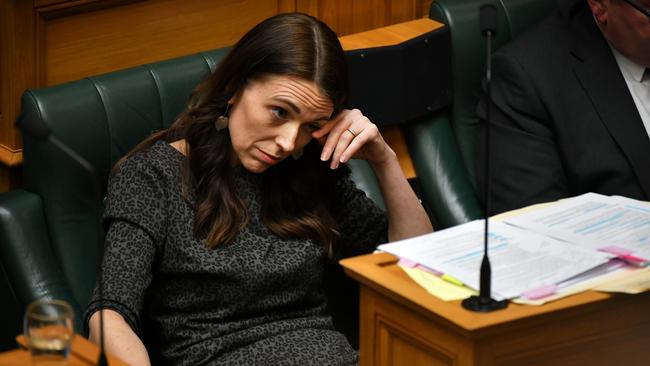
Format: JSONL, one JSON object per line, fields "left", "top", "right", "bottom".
{"left": 476, "top": 0, "right": 650, "bottom": 214}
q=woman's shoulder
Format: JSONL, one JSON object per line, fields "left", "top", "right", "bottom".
{"left": 113, "top": 140, "right": 184, "bottom": 181}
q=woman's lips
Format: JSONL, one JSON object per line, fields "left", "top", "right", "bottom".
{"left": 257, "top": 148, "right": 281, "bottom": 164}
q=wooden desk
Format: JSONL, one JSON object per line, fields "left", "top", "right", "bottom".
{"left": 0, "top": 335, "right": 129, "bottom": 366}
{"left": 341, "top": 253, "right": 650, "bottom": 366}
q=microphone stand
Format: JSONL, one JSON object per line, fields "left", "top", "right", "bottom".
{"left": 17, "top": 119, "right": 109, "bottom": 365}
{"left": 461, "top": 3, "right": 509, "bottom": 312}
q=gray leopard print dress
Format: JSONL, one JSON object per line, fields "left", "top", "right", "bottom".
{"left": 84, "top": 140, "right": 387, "bottom": 365}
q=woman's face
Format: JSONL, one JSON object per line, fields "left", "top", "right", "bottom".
{"left": 227, "top": 75, "right": 334, "bottom": 173}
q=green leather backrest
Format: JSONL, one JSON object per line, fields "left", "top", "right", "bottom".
{"left": 404, "top": 0, "right": 556, "bottom": 228}
{"left": 20, "top": 49, "right": 227, "bottom": 322}
{"left": 429, "top": 0, "right": 557, "bottom": 187}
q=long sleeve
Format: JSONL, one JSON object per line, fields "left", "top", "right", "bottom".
{"left": 84, "top": 152, "right": 169, "bottom": 333}
{"left": 330, "top": 174, "right": 388, "bottom": 258}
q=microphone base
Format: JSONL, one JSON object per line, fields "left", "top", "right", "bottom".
{"left": 461, "top": 295, "right": 509, "bottom": 312}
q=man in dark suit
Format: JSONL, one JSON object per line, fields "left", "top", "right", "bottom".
{"left": 476, "top": 0, "right": 650, "bottom": 214}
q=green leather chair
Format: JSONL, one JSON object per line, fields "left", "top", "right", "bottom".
{"left": 0, "top": 48, "right": 383, "bottom": 351}
{"left": 404, "top": 0, "right": 557, "bottom": 228}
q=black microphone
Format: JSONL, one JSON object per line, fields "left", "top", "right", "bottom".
{"left": 461, "top": 3, "right": 509, "bottom": 312}
{"left": 16, "top": 117, "right": 110, "bottom": 365}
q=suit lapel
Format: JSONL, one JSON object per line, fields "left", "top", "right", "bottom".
{"left": 570, "top": 6, "right": 650, "bottom": 199}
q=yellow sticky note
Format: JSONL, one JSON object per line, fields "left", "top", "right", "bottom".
{"left": 492, "top": 201, "right": 557, "bottom": 222}
{"left": 400, "top": 265, "right": 476, "bottom": 301}
{"left": 441, "top": 274, "right": 464, "bottom": 286}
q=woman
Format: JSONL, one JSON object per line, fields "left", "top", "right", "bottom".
{"left": 85, "top": 13, "right": 431, "bottom": 366}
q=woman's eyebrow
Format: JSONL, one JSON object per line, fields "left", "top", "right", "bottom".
{"left": 271, "top": 96, "right": 330, "bottom": 122}
{"left": 271, "top": 97, "right": 301, "bottom": 114}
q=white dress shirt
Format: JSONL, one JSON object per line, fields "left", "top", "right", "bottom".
{"left": 610, "top": 46, "right": 650, "bottom": 140}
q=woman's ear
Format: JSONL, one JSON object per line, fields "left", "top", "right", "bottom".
{"left": 228, "top": 86, "right": 244, "bottom": 106}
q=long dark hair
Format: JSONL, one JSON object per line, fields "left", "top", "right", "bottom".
{"left": 123, "top": 13, "right": 350, "bottom": 255}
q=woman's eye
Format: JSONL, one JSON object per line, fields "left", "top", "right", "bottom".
{"left": 271, "top": 107, "right": 287, "bottom": 120}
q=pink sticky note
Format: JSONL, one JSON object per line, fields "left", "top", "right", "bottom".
{"left": 522, "top": 284, "right": 557, "bottom": 300}
{"left": 415, "top": 264, "right": 442, "bottom": 276}
{"left": 599, "top": 246, "right": 633, "bottom": 256}
{"left": 398, "top": 258, "right": 417, "bottom": 268}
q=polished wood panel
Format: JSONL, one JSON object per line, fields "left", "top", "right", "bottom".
{"left": 298, "top": 0, "right": 431, "bottom": 35}
{"left": 0, "top": 0, "right": 433, "bottom": 190}
{"left": 0, "top": 0, "right": 35, "bottom": 166}
{"left": 380, "top": 126, "right": 416, "bottom": 180}
{"left": 42, "top": 0, "right": 283, "bottom": 85}
{"left": 361, "top": 286, "right": 473, "bottom": 365}
{"left": 376, "top": 311, "right": 458, "bottom": 365}
{"left": 342, "top": 253, "right": 650, "bottom": 366}
{"left": 0, "top": 0, "right": 34, "bottom": 189}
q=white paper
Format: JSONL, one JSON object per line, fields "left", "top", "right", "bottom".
{"left": 378, "top": 220, "right": 609, "bottom": 299}
{"left": 505, "top": 193, "right": 650, "bottom": 259}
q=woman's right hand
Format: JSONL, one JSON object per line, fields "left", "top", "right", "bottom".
{"left": 312, "top": 108, "right": 396, "bottom": 170}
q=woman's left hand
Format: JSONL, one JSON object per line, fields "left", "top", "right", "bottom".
{"left": 312, "top": 109, "right": 395, "bottom": 169}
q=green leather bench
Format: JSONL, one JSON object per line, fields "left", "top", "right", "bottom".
{"left": 0, "top": 0, "right": 557, "bottom": 352}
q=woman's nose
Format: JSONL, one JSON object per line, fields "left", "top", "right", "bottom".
{"left": 275, "top": 122, "right": 302, "bottom": 152}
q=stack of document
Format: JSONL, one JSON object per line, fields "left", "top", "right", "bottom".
{"left": 378, "top": 193, "right": 650, "bottom": 302}
{"left": 505, "top": 193, "right": 650, "bottom": 265}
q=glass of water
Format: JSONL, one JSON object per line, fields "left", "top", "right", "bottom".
{"left": 24, "top": 299, "right": 74, "bottom": 366}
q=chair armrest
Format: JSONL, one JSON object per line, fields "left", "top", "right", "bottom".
{"left": 0, "top": 190, "right": 81, "bottom": 323}
{"left": 404, "top": 113, "right": 483, "bottom": 228}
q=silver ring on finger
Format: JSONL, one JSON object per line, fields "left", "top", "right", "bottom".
{"left": 346, "top": 128, "right": 358, "bottom": 137}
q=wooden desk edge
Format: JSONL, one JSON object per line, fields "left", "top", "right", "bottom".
{"left": 339, "top": 18, "right": 446, "bottom": 51}
{"left": 339, "top": 252, "right": 638, "bottom": 336}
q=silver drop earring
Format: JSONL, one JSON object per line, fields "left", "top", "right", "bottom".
{"left": 215, "top": 104, "right": 230, "bottom": 131}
